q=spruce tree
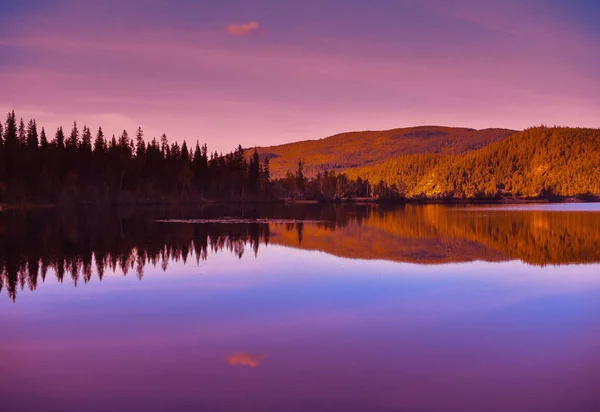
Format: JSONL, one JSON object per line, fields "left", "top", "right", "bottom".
{"left": 135, "top": 127, "right": 145, "bottom": 157}
{"left": 296, "top": 160, "right": 305, "bottom": 192}
{"left": 160, "top": 134, "right": 169, "bottom": 156}
{"left": 80, "top": 126, "right": 92, "bottom": 152}
{"left": 55, "top": 127, "right": 65, "bottom": 150}
{"left": 67, "top": 121, "right": 79, "bottom": 149}
{"left": 4, "top": 111, "right": 18, "bottom": 152}
{"left": 40, "top": 127, "right": 48, "bottom": 149}
{"left": 181, "top": 141, "right": 189, "bottom": 161}
{"left": 94, "top": 127, "right": 106, "bottom": 154}
{"left": 17, "top": 118, "right": 26, "bottom": 147}
{"left": 26, "top": 119, "right": 39, "bottom": 149}
{"left": 249, "top": 149, "right": 260, "bottom": 194}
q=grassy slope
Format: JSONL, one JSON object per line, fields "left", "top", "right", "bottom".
{"left": 255, "top": 126, "right": 516, "bottom": 178}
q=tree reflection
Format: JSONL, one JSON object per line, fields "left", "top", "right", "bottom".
{"left": 1, "top": 204, "right": 599, "bottom": 301}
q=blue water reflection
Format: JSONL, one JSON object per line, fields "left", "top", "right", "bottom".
{"left": 1, "top": 204, "right": 599, "bottom": 411}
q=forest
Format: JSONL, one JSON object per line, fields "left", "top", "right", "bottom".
{"left": 347, "top": 126, "right": 600, "bottom": 199}
{"left": 0, "top": 111, "right": 599, "bottom": 204}
{"left": 256, "top": 126, "right": 516, "bottom": 178}
{"left": 0, "top": 111, "right": 370, "bottom": 204}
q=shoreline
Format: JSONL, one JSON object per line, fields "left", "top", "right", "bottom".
{"left": 2, "top": 195, "right": 599, "bottom": 211}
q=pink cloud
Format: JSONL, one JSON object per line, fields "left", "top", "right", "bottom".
{"left": 226, "top": 22, "right": 260, "bottom": 36}
{"left": 226, "top": 353, "right": 266, "bottom": 368}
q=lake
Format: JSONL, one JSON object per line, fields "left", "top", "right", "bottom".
{"left": 1, "top": 203, "right": 599, "bottom": 411}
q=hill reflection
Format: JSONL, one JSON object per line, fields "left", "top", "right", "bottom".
{"left": 1, "top": 204, "right": 599, "bottom": 300}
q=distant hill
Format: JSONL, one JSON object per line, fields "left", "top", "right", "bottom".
{"left": 255, "top": 126, "right": 517, "bottom": 178}
{"left": 346, "top": 126, "right": 600, "bottom": 198}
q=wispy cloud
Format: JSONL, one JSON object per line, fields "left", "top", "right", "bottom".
{"left": 226, "top": 353, "right": 266, "bottom": 368}
{"left": 226, "top": 22, "right": 260, "bottom": 36}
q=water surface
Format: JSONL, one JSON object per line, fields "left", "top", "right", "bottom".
{"left": 1, "top": 204, "right": 599, "bottom": 411}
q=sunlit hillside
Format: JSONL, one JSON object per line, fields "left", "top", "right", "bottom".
{"left": 255, "top": 126, "right": 516, "bottom": 178}
{"left": 346, "top": 127, "right": 600, "bottom": 198}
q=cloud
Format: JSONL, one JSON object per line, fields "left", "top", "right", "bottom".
{"left": 226, "top": 353, "right": 266, "bottom": 368}
{"left": 226, "top": 22, "right": 260, "bottom": 36}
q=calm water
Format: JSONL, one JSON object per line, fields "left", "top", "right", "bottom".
{"left": 1, "top": 204, "right": 599, "bottom": 412}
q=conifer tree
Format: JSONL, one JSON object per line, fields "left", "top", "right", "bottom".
{"left": 67, "top": 121, "right": 79, "bottom": 149}
{"left": 17, "top": 118, "right": 26, "bottom": 147}
{"left": 135, "top": 127, "right": 145, "bottom": 157}
{"left": 181, "top": 141, "right": 189, "bottom": 161}
{"left": 160, "top": 134, "right": 169, "bottom": 156}
{"left": 296, "top": 160, "right": 305, "bottom": 192}
{"left": 55, "top": 127, "right": 65, "bottom": 150}
{"left": 81, "top": 126, "right": 92, "bottom": 152}
{"left": 261, "top": 157, "right": 271, "bottom": 196}
{"left": 26, "top": 120, "right": 38, "bottom": 149}
{"left": 40, "top": 127, "right": 48, "bottom": 149}
{"left": 249, "top": 149, "right": 260, "bottom": 194}
{"left": 94, "top": 127, "right": 106, "bottom": 154}
{"left": 4, "top": 111, "right": 17, "bottom": 150}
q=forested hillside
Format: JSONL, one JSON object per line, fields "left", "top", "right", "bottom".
{"left": 345, "top": 127, "right": 600, "bottom": 199}
{"left": 0, "top": 109, "right": 598, "bottom": 204}
{"left": 256, "top": 126, "right": 516, "bottom": 178}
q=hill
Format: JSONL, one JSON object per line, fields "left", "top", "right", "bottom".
{"left": 255, "top": 126, "right": 517, "bottom": 178}
{"left": 345, "top": 126, "right": 600, "bottom": 199}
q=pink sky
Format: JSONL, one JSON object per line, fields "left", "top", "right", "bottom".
{"left": 1, "top": 0, "right": 599, "bottom": 151}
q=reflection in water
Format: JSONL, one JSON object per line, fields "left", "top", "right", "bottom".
{"left": 226, "top": 353, "right": 267, "bottom": 368}
{"left": 2, "top": 204, "right": 600, "bottom": 412}
{"left": 274, "top": 204, "right": 600, "bottom": 266}
{"left": 1, "top": 204, "right": 600, "bottom": 300}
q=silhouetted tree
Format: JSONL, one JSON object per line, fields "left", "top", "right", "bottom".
{"left": 1, "top": 111, "right": 597, "bottom": 204}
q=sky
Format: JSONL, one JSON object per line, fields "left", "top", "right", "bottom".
{"left": 1, "top": 0, "right": 599, "bottom": 152}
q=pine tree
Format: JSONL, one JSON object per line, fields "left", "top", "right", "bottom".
{"left": 248, "top": 149, "right": 260, "bottom": 194}
{"left": 296, "top": 160, "right": 305, "bottom": 193}
{"left": 67, "top": 121, "right": 79, "bottom": 149}
{"left": 261, "top": 157, "right": 271, "bottom": 196}
{"left": 160, "top": 134, "right": 169, "bottom": 156}
{"left": 17, "top": 118, "right": 26, "bottom": 147}
{"left": 193, "top": 141, "right": 201, "bottom": 164}
{"left": 3, "top": 112, "right": 19, "bottom": 182}
{"left": 181, "top": 141, "right": 189, "bottom": 161}
{"left": 0, "top": 121, "right": 4, "bottom": 185}
{"left": 135, "top": 127, "right": 145, "bottom": 157}
{"left": 55, "top": 127, "right": 65, "bottom": 150}
{"left": 94, "top": 127, "right": 106, "bottom": 154}
{"left": 4, "top": 111, "right": 17, "bottom": 150}
{"left": 81, "top": 126, "right": 92, "bottom": 152}
{"left": 40, "top": 128, "right": 48, "bottom": 149}
{"left": 26, "top": 119, "right": 39, "bottom": 149}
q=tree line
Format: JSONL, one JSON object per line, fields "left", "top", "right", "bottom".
{"left": 2, "top": 111, "right": 598, "bottom": 204}
{"left": 0, "top": 111, "right": 390, "bottom": 204}
{"left": 0, "top": 111, "right": 277, "bottom": 204}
